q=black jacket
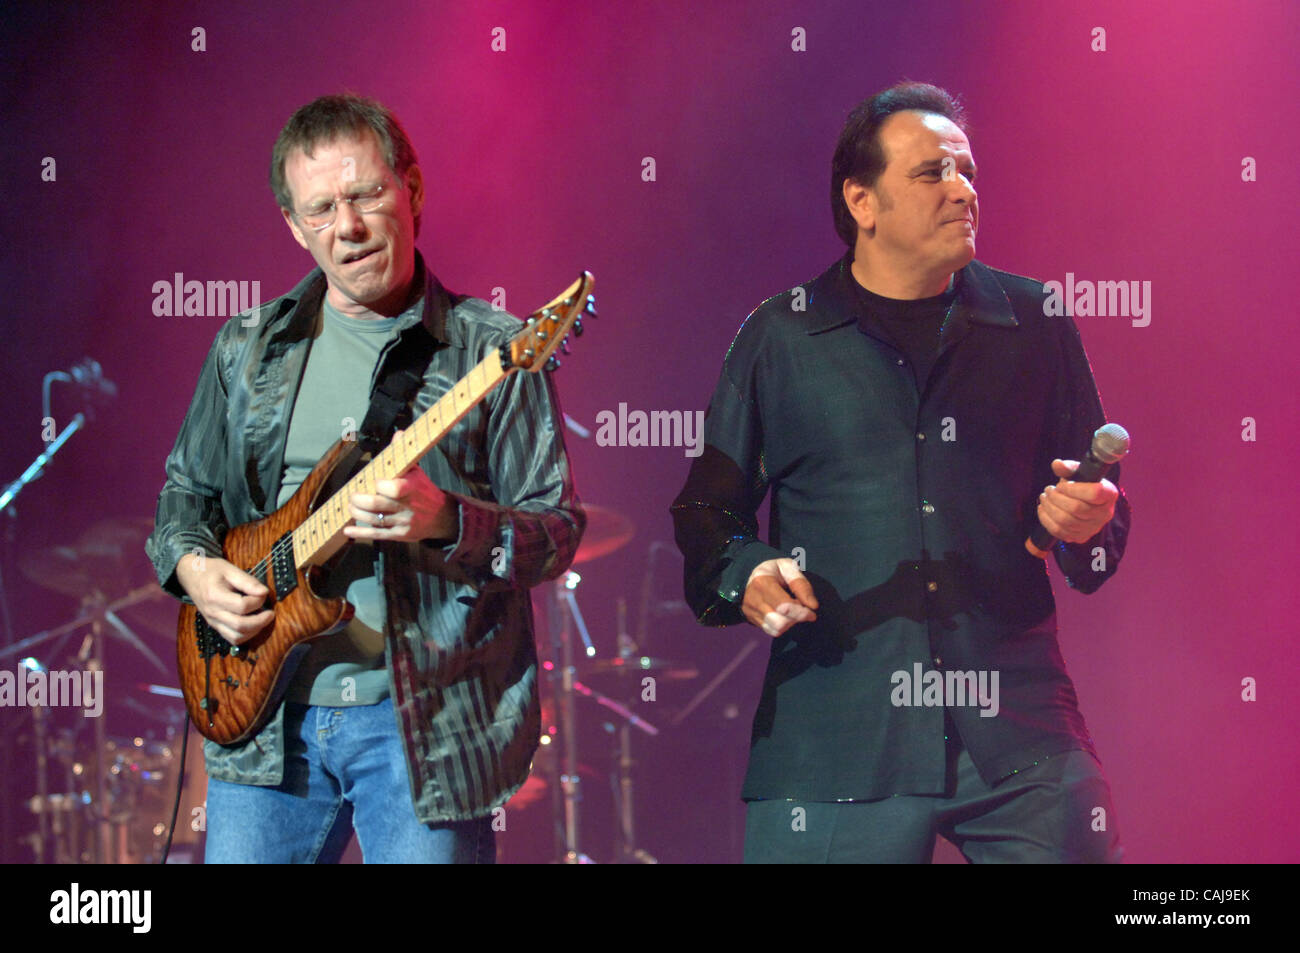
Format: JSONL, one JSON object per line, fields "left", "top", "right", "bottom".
{"left": 146, "top": 257, "right": 585, "bottom": 820}
{"left": 671, "top": 255, "right": 1130, "bottom": 800}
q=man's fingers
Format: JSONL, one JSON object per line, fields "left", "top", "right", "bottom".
{"left": 374, "top": 478, "right": 408, "bottom": 500}
{"left": 744, "top": 558, "right": 820, "bottom": 636}
{"left": 1045, "top": 475, "right": 1117, "bottom": 520}
{"left": 1053, "top": 481, "right": 1111, "bottom": 507}
{"left": 222, "top": 564, "right": 269, "bottom": 598}
{"left": 1038, "top": 494, "right": 1104, "bottom": 543}
{"left": 350, "top": 496, "right": 402, "bottom": 527}
{"left": 1036, "top": 501, "right": 1065, "bottom": 540}
{"left": 750, "top": 559, "right": 818, "bottom": 609}
{"left": 1042, "top": 487, "right": 1089, "bottom": 521}
{"left": 745, "top": 579, "right": 817, "bottom": 637}
{"left": 760, "top": 610, "right": 796, "bottom": 638}
{"left": 208, "top": 588, "right": 272, "bottom": 623}
{"left": 752, "top": 576, "right": 815, "bottom": 616}
{"left": 210, "top": 607, "right": 274, "bottom": 645}
{"left": 352, "top": 493, "right": 392, "bottom": 512}
{"left": 786, "top": 574, "right": 819, "bottom": 611}
{"left": 190, "top": 565, "right": 273, "bottom": 644}
{"left": 1040, "top": 456, "right": 1118, "bottom": 544}
{"left": 749, "top": 603, "right": 808, "bottom": 638}
{"left": 1039, "top": 496, "right": 1085, "bottom": 537}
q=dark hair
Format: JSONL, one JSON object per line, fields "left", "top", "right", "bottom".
{"left": 830, "top": 82, "right": 968, "bottom": 246}
{"left": 270, "top": 93, "right": 420, "bottom": 230}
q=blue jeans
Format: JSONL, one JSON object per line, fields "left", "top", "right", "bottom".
{"left": 205, "top": 698, "right": 495, "bottom": 864}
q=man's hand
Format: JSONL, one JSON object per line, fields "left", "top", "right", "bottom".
{"left": 743, "top": 558, "right": 819, "bottom": 638}
{"left": 175, "top": 553, "right": 273, "bottom": 646}
{"left": 346, "top": 436, "right": 458, "bottom": 543}
{"left": 1035, "top": 458, "right": 1119, "bottom": 544}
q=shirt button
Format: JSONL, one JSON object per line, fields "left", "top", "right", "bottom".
{"left": 896, "top": 358, "right": 905, "bottom": 366}
{"left": 916, "top": 432, "right": 926, "bottom": 441}
{"left": 933, "top": 656, "right": 942, "bottom": 666}
{"left": 927, "top": 581, "right": 938, "bottom": 592}
{"left": 921, "top": 502, "right": 935, "bottom": 515}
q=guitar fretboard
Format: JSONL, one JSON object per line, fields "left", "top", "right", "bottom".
{"left": 291, "top": 352, "right": 506, "bottom": 568}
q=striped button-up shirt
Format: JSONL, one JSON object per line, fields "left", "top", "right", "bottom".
{"left": 146, "top": 256, "right": 585, "bottom": 821}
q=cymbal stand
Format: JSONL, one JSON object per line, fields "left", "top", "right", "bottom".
{"left": 31, "top": 676, "right": 50, "bottom": 864}
{"left": 78, "top": 604, "right": 109, "bottom": 864}
{"left": 548, "top": 570, "right": 593, "bottom": 863}
{"left": 610, "top": 597, "right": 658, "bottom": 863}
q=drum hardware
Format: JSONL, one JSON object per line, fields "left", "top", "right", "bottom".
{"left": 540, "top": 529, "right": 706, "bottom": 863}
{"left": 1, "top": 514, "right": 172, "bottom": 864}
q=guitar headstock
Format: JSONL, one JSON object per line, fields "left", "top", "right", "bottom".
{"left": 499, "top": 271, "right": 595, "bottom": 373}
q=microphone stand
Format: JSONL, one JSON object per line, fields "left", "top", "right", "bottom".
{"left": 0, "top": 412, "right": 85, "bottom": 519}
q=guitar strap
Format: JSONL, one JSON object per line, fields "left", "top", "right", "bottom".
{"left": 356, "top": 322, "right": 441, "bottom": 456}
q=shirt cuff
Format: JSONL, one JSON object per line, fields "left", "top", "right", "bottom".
{"left": 149, "top": 529, "right": 224, "bottom": 602}
{"left": 696, "top": 537, "right": 786, "bottom": 625}
{"left": 419, "top": 493, "right": 508, "bottom": 586}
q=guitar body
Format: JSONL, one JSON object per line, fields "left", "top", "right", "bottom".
{"left": 177, "top": 437, "right": 359, "bottom": 745}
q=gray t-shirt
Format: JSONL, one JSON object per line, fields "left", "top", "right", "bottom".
{"left": 278, "top": 294, "right": 418, "bottom": 706}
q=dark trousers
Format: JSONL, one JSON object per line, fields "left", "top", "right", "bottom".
{"left": 743, "top": 733, "right": 1124, "bottom": 864}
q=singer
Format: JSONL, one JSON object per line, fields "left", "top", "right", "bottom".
{"left": 670, "top": 82, "right": 1130, "bottom": 863}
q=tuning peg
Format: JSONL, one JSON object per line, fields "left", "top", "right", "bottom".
{"left": 545, "top": 355, "right": 561, "bottom": 372}
{"left": 585, "top": 295, "right": 596, "bottom": 316}
{"left": 572, "top": 317, "right": 584, "bottom": 337}
{"left": 560, "top": 337, "right": 571, "bottom": 355}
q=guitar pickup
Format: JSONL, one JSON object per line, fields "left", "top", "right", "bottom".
{"left": 270, "top": 532, "right": 298, "bottom": 602}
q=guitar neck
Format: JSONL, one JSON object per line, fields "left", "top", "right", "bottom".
{"left": 292, "top": 351, "right": 507, "bottom": 568}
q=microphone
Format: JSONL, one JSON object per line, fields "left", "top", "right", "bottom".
{"left": 1026, "top": 422, "right": 1130, "bottom": 558}
{"left": 41, "top": 357, "right": 118, "bottom": 424}
{"left": 68, "top": 358, "right": 118, "bottom": 398}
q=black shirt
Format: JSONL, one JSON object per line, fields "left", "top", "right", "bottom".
{"left": 670, "top": 254, "right": 1131, "bottom": 800}
{"left": 855, "top": 275, "right": 957, "bottom": 392}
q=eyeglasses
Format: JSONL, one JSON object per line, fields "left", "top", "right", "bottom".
{"left": 294, "top": 181, "right": 395, "bottom": 232}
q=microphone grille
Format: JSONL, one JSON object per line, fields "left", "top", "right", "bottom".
{"left": 1092, "top": 423, "right": 1130, "bottom": 464}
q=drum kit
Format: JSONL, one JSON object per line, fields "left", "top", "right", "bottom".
{"left": 2, "top": 501, "right": 756, "bottom": 864}
{"left": 0, "top": 518, "right": 207, "bottom": 864}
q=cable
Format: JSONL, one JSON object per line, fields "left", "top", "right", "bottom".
{"left": 158, "top": 724, "right": 189, "bottom": 864}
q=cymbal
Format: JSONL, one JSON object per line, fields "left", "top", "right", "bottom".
{"left": 572, "top": 504, "right": 634, "bottom": 564}
{"left": 20, "top": 517, "right": 155, "bottom": 598}
{"left": 577, "top": 656, "right": 699, "bottom": 681}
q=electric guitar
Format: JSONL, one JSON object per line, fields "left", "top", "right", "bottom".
{"left": 177, "top": 272, "right": 594, "bottom": 744}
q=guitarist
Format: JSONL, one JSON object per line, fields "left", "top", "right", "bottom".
{"left": 145, "top": 94, "right": 585, "bottom": 863}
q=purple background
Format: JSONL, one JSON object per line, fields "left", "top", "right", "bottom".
{"left": 2, "top": 0, "right": 1296, "bottom": 863}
